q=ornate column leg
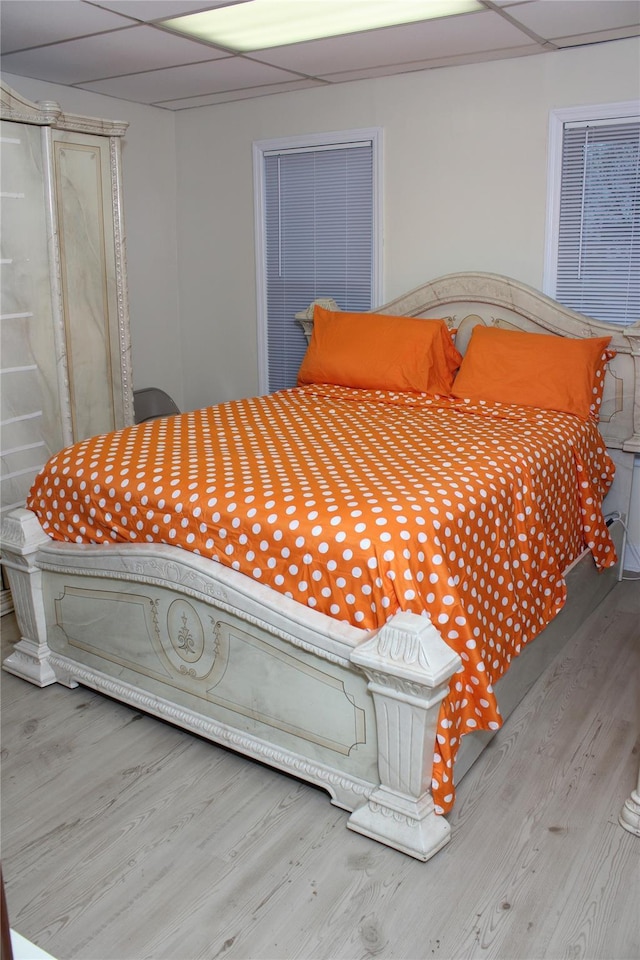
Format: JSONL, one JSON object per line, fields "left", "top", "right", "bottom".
{"left": 619, "top": 763, "right": 640, "bottom": 837}
{"left": 1, "top": 508, "right": 60, "bottom": 686}
{"left": 348, "top": 611, "right": 461, "bottom": 861}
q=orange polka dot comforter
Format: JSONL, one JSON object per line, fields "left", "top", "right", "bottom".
{"left": 28, "top": 384, "right": 616, "bottom": 813}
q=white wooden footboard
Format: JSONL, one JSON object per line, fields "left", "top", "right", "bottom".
{"left": 1, "top": 507, "right": 461, "bottom": 861}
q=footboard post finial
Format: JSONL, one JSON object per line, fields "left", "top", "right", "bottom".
{"left": 348, "top": 612, "right": 461, "bottom": 861}
{"left": 1, "top": 508, "right": 57, "bottom": 686}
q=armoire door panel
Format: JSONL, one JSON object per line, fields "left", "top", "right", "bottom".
{"left": 52, "top": 133, "right": 119, "bottom": 440}
{"left": 0, "top": 82, "right": 134, "bottom": 531}
{"left": 0, "top": 119, "right": 66, "bottom": 516}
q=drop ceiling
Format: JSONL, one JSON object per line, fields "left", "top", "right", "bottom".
{"left": 1, "top": 0, "right": 639, "bottom": 110}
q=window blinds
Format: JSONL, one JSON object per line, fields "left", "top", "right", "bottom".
{"left": 264, "top": 142, "right": 374, "bottom": 392}
{"left": 556, "top": 118, "right": 639, "bottom": 326}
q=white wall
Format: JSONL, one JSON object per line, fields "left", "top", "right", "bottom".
{"left": 6, "top": 40, "right": 639, "bottom": 413}
{"left": 1, "top": 73, "right": 185, "bottom": 411}
{"left": 174, "top": 37, "right": 640, "bottom": 410}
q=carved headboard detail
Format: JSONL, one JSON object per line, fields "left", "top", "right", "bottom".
{"left": 297, "top": 272, "right": 640, "bottom": 454}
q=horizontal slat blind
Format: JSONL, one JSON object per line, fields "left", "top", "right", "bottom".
{"left": 265, "top": 142, "right": 374, "bottom": 392}
{"left": 556, "top": 119, "right": 639, "bottom": 325}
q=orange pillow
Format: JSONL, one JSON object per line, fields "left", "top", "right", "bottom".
{"left": 591, "top": 348, "right": 616, "bottom": 419}
{"left": 297, "top": 306, "right": 462, "bottom": 394}
{"left": 451, "top": 325, "right": 612, "bottom": 420}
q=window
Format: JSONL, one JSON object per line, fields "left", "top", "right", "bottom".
{"left": 544, "top": 102, "right": 639, "bottom": 326}
{"left": 253, "top": 129, "right": 382, "bottom": 393}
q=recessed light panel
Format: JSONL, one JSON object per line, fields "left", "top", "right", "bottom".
{"left": 161, "top": 0, "right": 484, "bottom": 52}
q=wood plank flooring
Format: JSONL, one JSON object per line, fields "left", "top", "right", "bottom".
{"left": 1, "top": 580, "right": 639, "bottom": 960}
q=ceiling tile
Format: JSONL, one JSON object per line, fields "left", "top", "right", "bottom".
{"left": 319, "top": 44, "right": 543, "bottom": 85}
{"left": 254, "top": 10, "right": 535, "bottom": 76}
{"left": 506, "top": 0, "right": 640, "bottom": 38}
{"left": 0, "top": 1, "right": 134, "bottom": 53}
{"left": 0, "top": 24, "right": 228, "bottom": 84}
{"left": 552, "top": 24, "right": 640, "bottom": 47}
{"left": 158, "top": 77, "right": 325, "bottom": 109}
{"left": 79, "top": 56, "right": 302, "bottom": 102}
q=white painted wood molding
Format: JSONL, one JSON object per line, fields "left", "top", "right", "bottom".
{"left": 348, "top": 612, "right": 461, "bottom": 860}
{"left": 1, "top": 508, "right": 59, "bottom": 687}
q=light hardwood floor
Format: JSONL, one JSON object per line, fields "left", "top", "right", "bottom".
{"left": 1, "top": 580, "right": 639, "bottom": 960}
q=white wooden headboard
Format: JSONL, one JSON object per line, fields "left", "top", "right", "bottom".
{"left": 297, "top": 272, "right": 640, "bottom": 455}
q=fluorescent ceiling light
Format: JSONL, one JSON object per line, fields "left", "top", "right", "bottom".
{"left": 161, "top": 0, "right": 484, "bottom": 52}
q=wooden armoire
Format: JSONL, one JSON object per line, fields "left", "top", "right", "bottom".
{"left": 0, "top": 81, "right": 134, "bottom": 612}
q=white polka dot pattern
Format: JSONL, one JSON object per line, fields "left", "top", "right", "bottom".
{"left": 27, "top": 384, "right": 617, "bottom": 812}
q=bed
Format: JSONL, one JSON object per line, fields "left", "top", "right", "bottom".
{"left": 2, "top": 272, "right": 639, "bottom": 861}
